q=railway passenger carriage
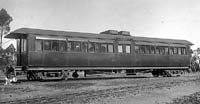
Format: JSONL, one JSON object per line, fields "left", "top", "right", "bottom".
{"left": 5, "top": 28, "right": 193, "bottom": 80}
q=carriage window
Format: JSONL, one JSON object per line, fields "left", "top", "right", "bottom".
{"left": 23, "top": 39, "right": 27, "bottom": 52}
{"left": 88, "top": 42, "right": 95, "bottom": 53}
{"left": 108, "top": 44, "right": 114, "bottom": 53}
{"left": 96, "top": 43, "right": 101, "bottom": 53}
{"left": 181, "top": 47, "right": 186, "bottom": 55}
{"left": 100, "top": 43, "right": 107, "bottom": 53}
{"left": 125, "top": 45, "right": 131, "bottom": 53}
{"left": 165, "top": 47, "right": 169, "bottom": 54}
{"left": 155, "top": 47, "right": 160, "bottom": 54}
{"left": 160, "top": 47, "right": 165, "bottom": 54}
{"left": 135, "top": 46, "right": 139, "bottom": 54}
{"left": 17, "top": 39, "right": 20, "bottom": 52}
{"left": 178, "top": 48, "right": 182, "bottom": 55}
{"left": 151, "top": 46, "right": 155, "bottom": 54}
{"left": 19, "top": 39, "right": 27, "bottom": 52}
{"left": 118, "top": 45, "right": 123, "bottom": 53}
{"left": 145, "top": 45, "right": 150, "bottom": 54}
{"left": 174, "top": 47, "right": 178, "bottom": 54}
{"left": 60, "top": 41, "right": 67, "bottom": 52}
{"left": 140, "top": 45, "right": 145, "bottom": 54}
{"left": 35, "top": 39, "right": 43, "bottom": 51}
{"left": 72, "top": 41, "right": 81, "bottom": 52}
{"left": 52, "top": 40, "right": 59, "bottom": 51}
{"left": 44, "top": 40, "right": 51, "bottom": 51}
{"left": 169, "top": 47, "right": 174, "bottom": 55}
{"left": 82, "top": 42, "right": 88, "bottom": 52}
{"left": 67, "top": 41, "right": 72, "bottom": 52}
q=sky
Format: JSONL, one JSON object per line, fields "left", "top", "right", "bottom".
{"left": 1, "top": 0, "right": 200, "bottom": 49}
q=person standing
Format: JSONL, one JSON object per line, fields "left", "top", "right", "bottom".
{"left": 4, "top": 64, "right": 15, "bottom": 85}
{"left": 3, "top": 56, "right": 16, "bottom": 85}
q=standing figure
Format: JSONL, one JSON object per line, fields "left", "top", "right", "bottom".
{"left": 4, "top": 63, "right": 16, "bottom": 85}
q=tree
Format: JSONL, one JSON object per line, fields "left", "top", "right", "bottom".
{"left": 190, "top": 48, "right": 200, "bottom": 72}
{"left": 0, "top": 8, "right": 12, "bottom": 48}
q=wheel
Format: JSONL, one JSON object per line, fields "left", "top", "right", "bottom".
{"left": 61, "top": 70, "right": 69, "bottom": 80}
{"left": 27, "top": 71, "right": 33, "bottom": 81}
{"left": 152, "top": 70, "right": 159, "bottom": 77}
{"left": 72, "top": 71, "right": 79, "bottom": 78}
{"left": 37, "top": 72, "right": 44, "bottom": 81}
{"left": 26, "top": 71, "right": 38, "bottom": 81}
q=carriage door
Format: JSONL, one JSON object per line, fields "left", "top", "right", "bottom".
{"left": 17, "top": 38, "right": 27, "bottom": 66}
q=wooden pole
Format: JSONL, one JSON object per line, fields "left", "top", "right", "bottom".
{"left": 0, "top": 26, "right": 3, "bottom": 48}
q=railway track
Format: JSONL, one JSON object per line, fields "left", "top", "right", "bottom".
{"left": 1, "top": 76, "right": 196, "bottom": 104}
{"left": 0, "top": 73, "right": 151, "bottom": 83}
{"left": 0, "top": 85, "right": 152, "bottom": 104}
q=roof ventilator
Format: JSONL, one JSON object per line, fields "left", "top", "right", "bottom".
{"left": 100, "top": 30, "right": 130, "bottom": 36}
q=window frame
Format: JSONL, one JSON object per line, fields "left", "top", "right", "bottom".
{"left": 51, "top": 40, "right": 59, "bottom": 51}
{"left": 169, "top": 47, "right": 174, "bottom": 55}
{"left": 139, "top": 45, "right": 145, "bottom": 54}
{"left": 81, "top": 42, "right": 88, "bottom": 52}
{"left": 164, "top": 47, "right": 169, "bottom": 55}
{"left": 145, "top": 45, "right": 151, "bottom": 54}
{"left": 35, "top": 39, "right": 43, "bottom": 51}
{"left": 100, "top": 43, "right": 108, "bottom": 53}
{"left": 181, "top": 47, "right": 186, "bottom": 55}
{"left": 178, "top": 47, "right": 182, "bottom": 55}
{"left": 125, "top": 44, "right": 131, "bottom": 54}
{"left": 108, "top": 43, "right": 114, "bottom": 53}
{"left": 155, "top": 46, "right": 160, "bottom": 54}
{"left": 59, "top": 40, "right": 67, "bottom": 52}
{"left": 150, "top": 46, "right": 155, "bottom": 54}
{"left": 71, "top": 41, "right": 81, "bottom": 52}
{"left": 43, "top": 40, "right": 52, "bottom": 51}
{"left": 88, "top": 42, "right": 95, "bottom": 53}
{"left": 174, "top": 47, "right": 178, "bottom": 54}
{"left": 159, "top": 47, "right": 165, "bottom": 55}
{"left": 95, "top": 43, "right": 101, "bottom": 53}
{"left": 118, "top": 44, "right": 123, "bottom": 53}
{"left": 135, "top": 45, "right": 140, "bottom": 54}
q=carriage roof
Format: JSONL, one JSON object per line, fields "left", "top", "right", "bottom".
{"left": 5, "top": 28, "right": 193, "bottom": 45}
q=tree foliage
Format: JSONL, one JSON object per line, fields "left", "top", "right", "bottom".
{"left": 190, "top": 49, "right": 200, "bottom": 72}
{"left": 0, "top": 8, "right": 13, "bottom": 47}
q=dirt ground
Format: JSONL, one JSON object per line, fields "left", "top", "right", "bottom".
{"left": 0, "top": 72, "right": 200, "bottom": 104}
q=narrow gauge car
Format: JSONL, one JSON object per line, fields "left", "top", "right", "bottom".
{"left": 5, "top": 28, "right": 193, "bottom": 80}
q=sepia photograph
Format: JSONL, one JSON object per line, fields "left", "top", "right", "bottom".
{"left": 0, "top": 0, "right": 200, "bottom": 104}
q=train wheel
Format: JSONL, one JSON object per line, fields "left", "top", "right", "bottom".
{"left": 61, "top": 70, "right": 69, "bottom": 80}
{"left": 27, "top": 71, "right": 34, "bottom": 81}
{"left": 72, "top": 71, "right": 79, "bottom": 78}
{"left": 37, "top": 72, "right": 44, "bottom": 81}
{"left": 152, "top": 70, "right": 159, "bottom": 77}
